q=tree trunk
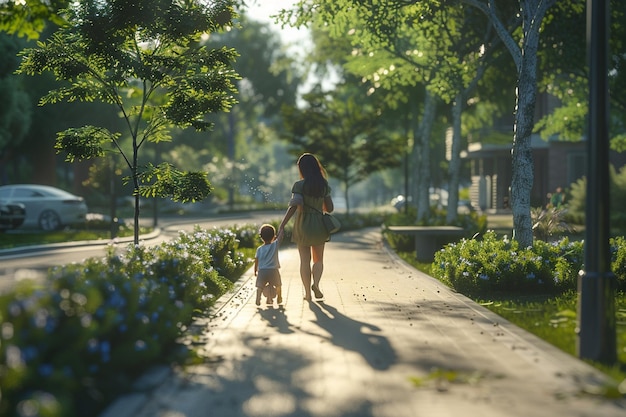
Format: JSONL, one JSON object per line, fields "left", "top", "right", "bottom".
{"left": 133, "top": 141, "right": 140, "bottom": 245}
{"left": 464, "top": 0, "right": 554, "bottom": 248}
{"left": 511, "top": 5, "right": 546, "bottom": 248}
{"left": 414, "top": 89, "right": 437, "bottom": 222}
{"left": 446, "top": 94, "right": 463, "bottom": 223}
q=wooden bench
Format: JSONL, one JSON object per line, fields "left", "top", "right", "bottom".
{"left": 386, "top": 226, "right": 465, "bottom": 262}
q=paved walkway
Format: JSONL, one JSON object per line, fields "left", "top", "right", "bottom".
{"left": 101, "top": 228, "right": 625, "bottom": 417}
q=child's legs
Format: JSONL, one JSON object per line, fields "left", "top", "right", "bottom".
{"left": 272, "top": 271, "right": 283, "bottom": 302}
{"left": 255, "top": 273, "right": 269, "bottom": 305}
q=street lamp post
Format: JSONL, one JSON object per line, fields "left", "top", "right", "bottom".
{"left": 577, "top": 0, "right": 617, "bottom": 364}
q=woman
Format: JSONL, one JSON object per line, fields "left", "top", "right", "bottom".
{"left": 278, "top": 153, "right": 334, "bottom": 301}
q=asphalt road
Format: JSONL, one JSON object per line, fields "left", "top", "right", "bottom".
{"left": 0, "top": 211, "right": 285, "bottom": 293}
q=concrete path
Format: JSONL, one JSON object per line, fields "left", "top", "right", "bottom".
{"left": 101, "top": 228, "right": 625, "bottom": 417}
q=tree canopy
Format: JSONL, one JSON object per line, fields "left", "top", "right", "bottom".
{"left": 0, "top": 0, "right": 67, "bottom": 39}
{"left": 281, "top": 83, "right": 404, "bottom": 214}
{"left": 17, "top": 0, "right": 240, "bottom": 243}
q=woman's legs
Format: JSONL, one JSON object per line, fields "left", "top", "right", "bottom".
{"left": 311, "top": 244, "right": 325, "bottom": 298}
{"left": 298, "top": 245, "right": 312, "bottom": 299}
{"left": 298, "top": 243, "right": 326, "bottom": 300}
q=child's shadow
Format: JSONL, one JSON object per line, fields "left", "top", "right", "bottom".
{"left": 308, "top": 302, "right": 396, "bottom": 370}
{"left": 258, "top": 306, "right": 295, "bottom": 334}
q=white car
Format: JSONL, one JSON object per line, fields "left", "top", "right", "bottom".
{"left": 0, "top": 184, "right": 88, "bottom": 231}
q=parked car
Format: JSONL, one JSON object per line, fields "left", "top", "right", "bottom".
{"left": 0, "top": 201, "right": 26, "bottom": 232}
{"left": 0, "top": 184, "right": 88, "bottom": 231}
{"left": 391, "top": 192, "right": 475, "bottom": 214}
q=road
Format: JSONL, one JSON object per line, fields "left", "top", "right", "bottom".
{"left": 0, "top": 211, "right": 285, "bottom": 293}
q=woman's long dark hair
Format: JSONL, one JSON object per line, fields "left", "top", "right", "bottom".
{"left": 297, "top": 153, "right": 329, "bottom": 198}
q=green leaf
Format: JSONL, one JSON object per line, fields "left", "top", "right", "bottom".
{"left": 55, "top": 126, "right": 118, "bottom": 162}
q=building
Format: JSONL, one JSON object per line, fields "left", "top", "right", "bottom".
{"left": 463, "top": 134, "right": 626, "bottom": 213}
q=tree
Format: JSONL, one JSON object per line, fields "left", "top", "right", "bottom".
{"left": 198, "top": 14, "right": 303, "bottom": 206}
{"left": 282, "top": 0, "right": 564, "bottom": 246}
{"left": 17, "top": 0, "right": 240, "bottom": 243}
{"left": 280, "top": 2, "right": 445, "bottom": 221}
{"left": 535, "top": 0, "right": 626, "bottom": 151}
{"left": 0, "top": 0, "right": 68, "bottom": 39}
{"left": 0, "top": 33, "right": 32, "bottom": 183}
{"left": 280, "top": 1, "right": 508, "bottom": 225}
{"left": 281, "top": 84, "right": 404, "bottom": 214}
{"left": 458, "top": 0, "right": 557, "bottom": 247}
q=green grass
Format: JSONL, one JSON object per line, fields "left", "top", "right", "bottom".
{"left": 0, "top": 226, "right": 151, "bottom": 250}
{"left": 478, "top": 291, "right": 626, "bottom": 383}
{"left": 397, "top": 249, "right": 626, "bottom": 384}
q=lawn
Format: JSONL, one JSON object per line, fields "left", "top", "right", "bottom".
{"left": 0, "top": 226, "right": 150, "bottom": 250}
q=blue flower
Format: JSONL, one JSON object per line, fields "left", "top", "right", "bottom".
{"left": 100, "top": 341, "right": 111, "bottom": 363}
{"left": 45, "top": 317, "right": 57, "bottom": 333}
{"left": 21, "top": 346, "right": 39, "bottom": 362}
{"left": 38, "top": 363, "right": 54, "bottom": 377}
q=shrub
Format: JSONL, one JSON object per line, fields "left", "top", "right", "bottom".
{"left": 568, "top": 164, "right": 626, "bottom": 235}
{"left": 432, "top": 231, "right": 584, "bottom": 295}
{"left": 174, "top": 227, "right": 250, "bottom": 282}
{"left": 0, "top": 226, "right": 249, "bottom": 417}
{"left": 433, "top": 231, "right": 626, "bottom": 295}
{"left": 337, "top": 211, "right": 387, "bottom": 231}
{"left": 611, "top": 236, "right": 626, "bottom": 291}
{"left": 230, "top": 224, "right": 260, "bottom": 249}
{"left": 531, "top": 206, "right": 576, "bottom": 241}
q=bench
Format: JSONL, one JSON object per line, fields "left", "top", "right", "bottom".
{"left": 386, "top": 226, "right": 465, "bottom": 262}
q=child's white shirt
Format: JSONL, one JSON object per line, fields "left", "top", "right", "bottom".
{"left": 255, "top": 240, "right": 280, "bottom": 270}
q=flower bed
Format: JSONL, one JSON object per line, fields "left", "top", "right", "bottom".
{"left": 433, "top": 231, "right": 626, "bottom": 295}
{"left": 0, "top": 225, "right": 257, "bottom": 417}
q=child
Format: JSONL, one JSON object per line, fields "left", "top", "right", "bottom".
{"left": 254, "top": 224, "right": 283, "bottom": 306}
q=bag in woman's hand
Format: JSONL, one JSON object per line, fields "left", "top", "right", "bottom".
{"left": 323, "top": 213, "right": 341, "bottom": 234}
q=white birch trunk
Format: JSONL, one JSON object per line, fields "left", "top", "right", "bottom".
{"left": 465, "top": 0, "right": 555, "bottom": 247}
{"left": 510, "top": 2, "right": 553, "bottom": 248}
{"left": 511, "top": 56, "right": 536, "bottom": 247}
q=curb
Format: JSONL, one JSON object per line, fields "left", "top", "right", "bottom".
{"left": 0, "top": 228, "right": 162, "bottom": 257}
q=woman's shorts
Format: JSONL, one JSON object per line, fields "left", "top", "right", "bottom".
{"left": 256, "top": 269, "right": 282, "bottom": 288}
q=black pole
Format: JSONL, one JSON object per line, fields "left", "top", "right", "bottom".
{"left": 577, "top": 0, "right": 616, "bottom": 364}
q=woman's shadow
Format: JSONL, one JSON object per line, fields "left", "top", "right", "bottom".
{"left": 308, "top": 302, "right": 396, "bottom": 370}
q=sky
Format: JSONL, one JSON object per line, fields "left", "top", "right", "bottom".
{"left": 241, "top": 0, "right": 311, "bottom": 47}
{"left": 241, "top": 0, "right": 325, "bottom": 90}
{"left": 239, "top": 1, "right": 339, "bottom": 92}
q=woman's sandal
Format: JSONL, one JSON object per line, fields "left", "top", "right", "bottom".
{"left": 311, "top": 284, "right": 324, "bottom": 299}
